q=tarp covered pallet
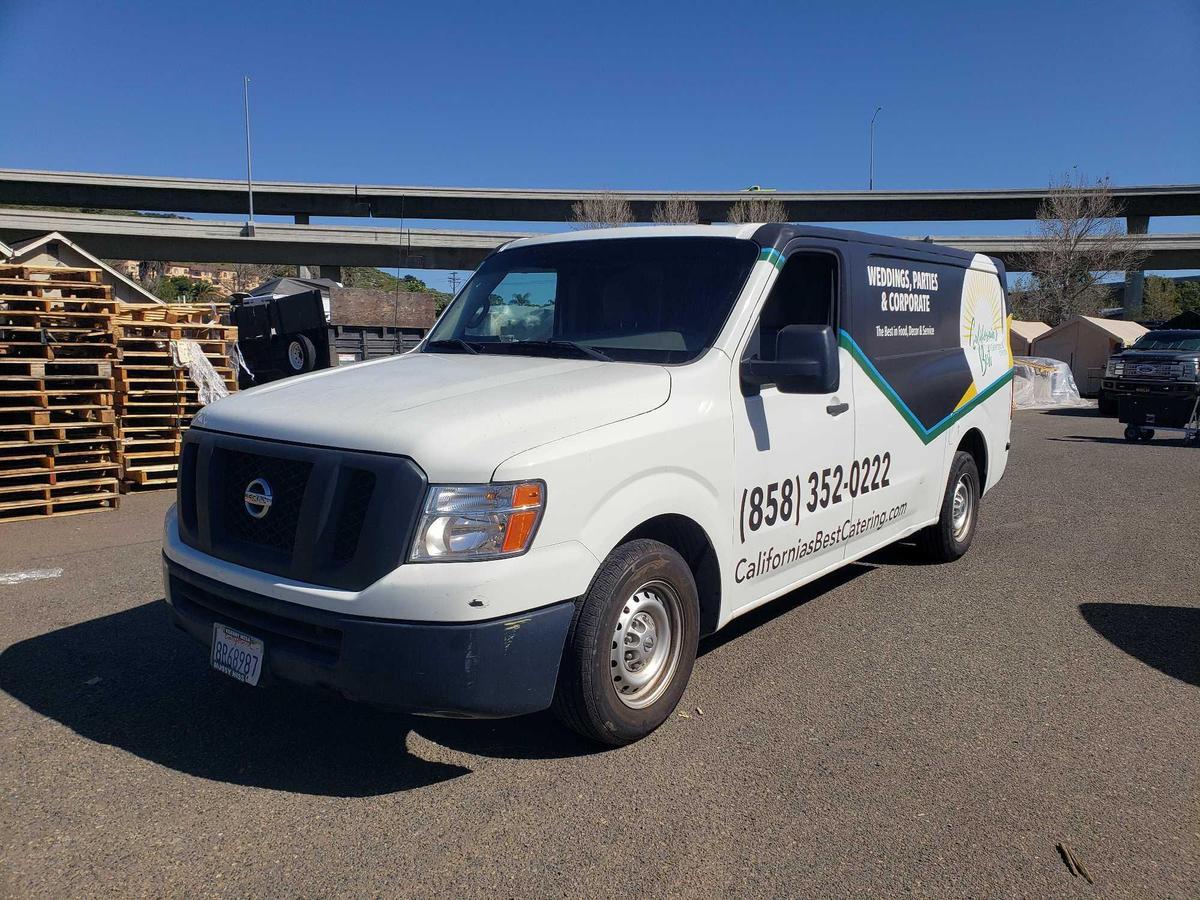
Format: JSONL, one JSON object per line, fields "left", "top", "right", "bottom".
{"left": 114, "top": 302, "right": 238, "bottom": 490}
{"left": 0, "top": 263, "right": 121, "bottom": 522}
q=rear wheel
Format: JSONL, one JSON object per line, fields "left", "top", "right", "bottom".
{"left": 1124, "top": 425, "right": 1141, "bottom": 443}
{"left": 917, "top": 451, "right": 980, "bottom": 563}
{"left": 284, "top": 334, "right": 317, "bottom": 374}
{"left": 552, "top": 539, "right": 699, "bottom": 745}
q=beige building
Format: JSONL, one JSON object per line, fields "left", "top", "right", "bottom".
{"left": 108, "top": 260, "right": 235, "bottom": 293}
{"left": 1030, "top": 315, "right": 1148, "bottom": 396}
{"left": 1009, "top": 320, "right": 1051, "bottom": 356}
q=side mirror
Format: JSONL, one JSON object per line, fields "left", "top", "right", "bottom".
{"left": 741, "top": 324, "right": 840, "bottom": 395}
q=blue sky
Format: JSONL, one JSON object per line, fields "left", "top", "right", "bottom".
{"left": 1, "top": 0, "right": 1197, "bottom": 289}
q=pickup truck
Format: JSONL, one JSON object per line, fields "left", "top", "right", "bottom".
{"left": 1100, "top": 329, "right": 1200, "bottom": 414}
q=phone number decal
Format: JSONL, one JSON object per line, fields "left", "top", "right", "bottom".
{"left": 738, "top": 452, "right": 892, "bottom": 544}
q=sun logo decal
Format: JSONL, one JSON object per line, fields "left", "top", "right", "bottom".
{"left": 960, "top": 269, "right": 1006, "bottom": 383}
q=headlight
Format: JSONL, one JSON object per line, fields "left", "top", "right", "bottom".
{"left": 1180, "top": 359, "right": 1199, "bottom": 381}
{"left": 409, "top": 481, "right": 545, "bottom": 562}
{"left": 1105, "top": 359, "right": 1124, "bottom": 377}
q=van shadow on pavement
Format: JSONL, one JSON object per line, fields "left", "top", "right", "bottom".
{"left": 0, "top": 600, "right": 598, "bottom": 797}
{"left": 1079, "top": 602, "right": 1200, "bottom": 687}
{"left": 1, "top": 564, "right": 876, "bottom": 797}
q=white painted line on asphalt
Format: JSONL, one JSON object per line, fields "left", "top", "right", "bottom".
{"left": 0, "top": 567, "right": 64, "bottom": 585}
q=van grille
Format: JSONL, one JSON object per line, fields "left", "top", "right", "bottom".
{"left": 176, "top": 429, "right": 426, "bottom": 591}
{"left": 218, "top": 449, "right": 313, "bottom": 554}
{"left": 333, "top": 469, "right": 376, "bottom": 562}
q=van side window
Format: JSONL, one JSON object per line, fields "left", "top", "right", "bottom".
{"left": 750, "top": 252, "right": 839, "bottom": 361}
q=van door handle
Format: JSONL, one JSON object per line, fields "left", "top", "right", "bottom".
{"left": 826, "top": 401, "right": 850, "bottom": 417}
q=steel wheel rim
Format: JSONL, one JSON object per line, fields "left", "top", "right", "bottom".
{"left": 950, "top": 474, "right": 974, "bottom": 541}
{"left": 609, "top": 580, "right": 683, "bottom": 710}
{"left": 288, "top": 341, "right": 305, "bottom": 369}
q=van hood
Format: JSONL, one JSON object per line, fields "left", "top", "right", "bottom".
{"left": 192, "top": 352, "right": 672, "bottom": 481}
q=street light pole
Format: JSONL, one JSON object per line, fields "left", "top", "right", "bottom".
{"left": 243, "top": 76, "right": 255, "bottom": 236}
{"left": 869, "top": 106, "right": 883, "bottom": 191}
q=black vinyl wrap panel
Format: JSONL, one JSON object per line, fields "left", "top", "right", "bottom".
{"left": 750, "top": 225, "right": 987, "bottom": 432}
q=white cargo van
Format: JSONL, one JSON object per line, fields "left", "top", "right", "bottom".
{"left": 164, "top": 224, "right": 1013, "bottom": 744}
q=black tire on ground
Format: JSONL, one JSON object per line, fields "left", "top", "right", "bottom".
{"left": 1097, "top": 391, "right": 1116, "bottom": 416}
{"left": 552, "top": 539, "right": 700, "bottom": 746}
{"left": 1139, "top": 429, "right": 1155, "bottom": 443}
{"left": 916, "top": 450, "right": 981, "bottom": 563}
{"left": 283, "top": 334, "right": 317, "bottom": 374}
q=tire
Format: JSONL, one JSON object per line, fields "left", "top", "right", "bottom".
{"left": 916, "top": 451, "right": 981, "bottom": 563}
{"left": 1139, "top": 429, "right": 1155, "bottom": 443}
{"left": 552, "top": 539, "right": 699, "bottom": 745}
{"left": 1097, "top": 391, "right": 1116, "bottom": 416}
{"left": 1124, "top": 425, "right": 1141, "bottom": 443}
{"left": 284, "top": 334, "right": 317, "bottom": 374}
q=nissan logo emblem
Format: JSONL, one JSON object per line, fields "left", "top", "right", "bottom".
{"left": 243, "top": 478, "right": 273, "bottom": 519}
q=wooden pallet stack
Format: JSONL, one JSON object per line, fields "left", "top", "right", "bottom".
{"left": 113, "top": 302, "right": 238, "bottom": 489}
{"left": 0, "top": 264, "right": 121, "bottom": 523}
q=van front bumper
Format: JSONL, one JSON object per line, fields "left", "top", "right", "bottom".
{"left": 164, "top": 557, "right": 576, "bottom": 718}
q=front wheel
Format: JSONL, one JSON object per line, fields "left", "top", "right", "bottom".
{"left": 916, "top": 451, "right": 980, "bottom": 563}
{"left": 552, "top": 539, "right": 699, "bottom": 745}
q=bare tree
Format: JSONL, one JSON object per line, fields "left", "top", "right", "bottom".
{"left": 1013, "top": 173, "right": 1147, "bottom": 326}
{"left": 229, "top": 262, "right": 270, "bottom": 293}
{"left": 229, "top": 262, "right": 294, "bottom": 293}
{"left": 138, "top": 259, "right": 166, "bottom": 288}
{"left": 650, "top": 195, "right": 700, "bottom": 224}
{"left": 725, "top": 196, "right": 788, "bottom": 224}
{"left": 570, "top": 192, "right": 635, "bottom": 229}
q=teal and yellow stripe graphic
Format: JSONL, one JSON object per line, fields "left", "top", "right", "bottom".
{"left": 758, "top": 247, "right": 785, "bottom": 270}
{"left": 838, "top": 329, "right": 1013, "bottom": 445}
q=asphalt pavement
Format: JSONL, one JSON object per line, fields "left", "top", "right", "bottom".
{"left": 2, "top": 408, "right": 1197, "bottom": 898}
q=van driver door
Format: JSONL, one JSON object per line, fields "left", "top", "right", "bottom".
{"left": 729, "top": 246, "right": 856, "bottom": 613}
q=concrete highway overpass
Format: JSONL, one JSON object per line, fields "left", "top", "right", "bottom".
{"left": 3, "top": 168, "right": 1199, "bottom": 224}
{"left": 0, "top": 208, "right": 521, "bottom": 271}
{"left": 2, "top": 207, "right": 1197, "bottom": 274}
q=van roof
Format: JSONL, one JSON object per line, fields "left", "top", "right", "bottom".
{"left": 502, "top": 222, "right": 989, "bottom": 268}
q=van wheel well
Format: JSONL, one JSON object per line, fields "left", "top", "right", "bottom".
{"left": 619, "top": 515, "right": 721, "bottom": 637}
{"left": 958, "top": 428, "right": 988, "bottom": 490}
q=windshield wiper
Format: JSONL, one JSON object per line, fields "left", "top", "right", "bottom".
{"left": 425, "top": 338, "right": 480, "bottom": 354}
{"left": 513, "top": 339, "right": 612, "bottom": 362}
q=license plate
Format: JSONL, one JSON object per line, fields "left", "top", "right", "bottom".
{"left": 210, "top": 623, "right": 264, "bottom": 686}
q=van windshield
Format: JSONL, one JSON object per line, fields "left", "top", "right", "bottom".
{"left": 424, "top": 236, "right": 758, "bottom": 364}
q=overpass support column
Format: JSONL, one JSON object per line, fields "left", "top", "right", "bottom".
{"left": 295, "top": 217, "right": 313, "bottom": 278}
{"left": 1123, "top": 215, "right": 1149, "bottom": 321}
{"left": 319, "top": 264, "right": 343, "bottom": 283}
